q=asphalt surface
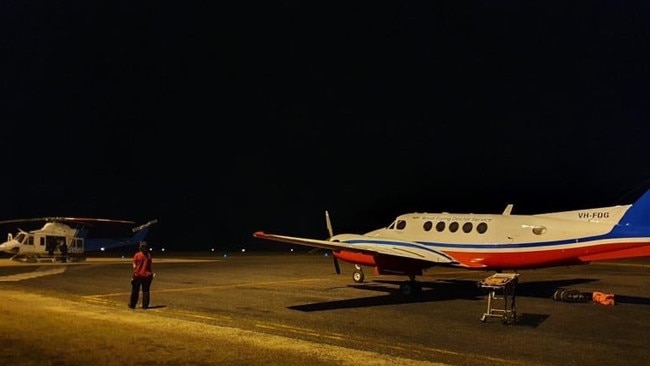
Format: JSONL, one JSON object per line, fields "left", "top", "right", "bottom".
{"left": 0, "top": 252, "right": 649, "bottom": 365}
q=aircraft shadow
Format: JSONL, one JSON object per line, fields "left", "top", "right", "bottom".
{"left": 515, "top": 278, "right": 600, "bottom": 299}
{"left": 518, "top": 279, "right": 650, "bottom": 305}
{"left": 287, "top": 288, "right": 453, "bottom": 312}
{"left": 288, "top": 280, "right": 487, "bottom": 312}
{"left": 369, "top": 279, "right": 485, "bottom": 300}
{"left": 287, "top": 277, "right": 621, "bottom": 314}
{"left": 613, "top": 295, "right": 650, "bottom": 305}
{"left": 512, "top": 313, "right": 551, "bottom": 328}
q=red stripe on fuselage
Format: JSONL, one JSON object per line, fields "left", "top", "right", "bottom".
{"left": 444, "top": 241, "right": 650, "bottom": 269}
{"left": 578, "top": 244, "right": 650, "bottom": 262}
{"left": 334, "top": 241, "right": 650, "bottom": 271}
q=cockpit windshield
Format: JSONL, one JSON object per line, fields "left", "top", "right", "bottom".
{"left": 14, "top": 232, "right": 26, "bottom": 244}
{"left": 387, "top": 220, "right": 396, "bottom": 230}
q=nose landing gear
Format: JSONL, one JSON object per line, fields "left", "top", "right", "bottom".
{"left": 352, "top": 264, "right": 365, "bottom": 283}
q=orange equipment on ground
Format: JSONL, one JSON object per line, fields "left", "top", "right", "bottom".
{"left": 592, "top": 291, "right": 615, "bottom": 306}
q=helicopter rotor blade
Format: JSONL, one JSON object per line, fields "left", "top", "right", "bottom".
{"left": 0, "top": 218, "right": 52, "bottom": 225}
{"left": 0, "top": 217, "right": 135, "bottom": 225}
{"left": 55, "top": 217, "right": 135, "bottom": 224}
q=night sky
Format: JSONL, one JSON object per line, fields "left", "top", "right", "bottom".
{"left": 1, "top": 2, "right": 649, "bottom": 251}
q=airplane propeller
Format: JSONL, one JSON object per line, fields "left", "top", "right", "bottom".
{"left": 0, "top": 217, "right": 135, "bottom": 226}
{"left": 326, "top": 210, "right": 341, "bottom": 275}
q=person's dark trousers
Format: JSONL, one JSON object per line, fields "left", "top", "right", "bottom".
{"left": 142, "top": 276, "right": 153, "bottom": 308}
{"left": 129, "top": 277, "right": 153, "bottom": 309}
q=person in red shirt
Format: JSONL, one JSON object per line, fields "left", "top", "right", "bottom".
{"left": 128, "top": 241, "right": 154, "bottom": 309}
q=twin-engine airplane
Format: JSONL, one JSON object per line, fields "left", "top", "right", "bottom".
{"left": 0, "top": 217, "right": 158, "bottom": 262}
{"left": 253, "top": 189, "right": 650, "bottom": 296}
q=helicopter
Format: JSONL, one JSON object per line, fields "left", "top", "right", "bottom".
{"left": 0, "top": 217, "right": 157, "bottom": 262}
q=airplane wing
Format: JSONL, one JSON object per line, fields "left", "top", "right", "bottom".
{"left": 253, "top": 231, "right": 458, "bottom": 264}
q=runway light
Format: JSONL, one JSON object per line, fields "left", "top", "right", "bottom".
{"left": 100, "top": 247, "right": 105, "bottom": 252}
{"left": 211, "top": 248, "right": 215, "bottom": 252}
{"left": 290, "top": 248, "right": 294, "bottom": 252}
{"left": 241, "top": 248, "right": 246, "bottom": 252}
{"left": 161, "top": 248, "right": 165, "bottom": 252}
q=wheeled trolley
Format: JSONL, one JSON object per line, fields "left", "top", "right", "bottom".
{"left": 478, "top": 273, "right": 519, "bottom": 324}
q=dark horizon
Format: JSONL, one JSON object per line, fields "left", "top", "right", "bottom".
{"left": 1, "top": 2, "right": 649, "bottom": 251}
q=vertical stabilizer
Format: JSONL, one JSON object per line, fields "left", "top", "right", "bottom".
{"left": 129, "top": 220, "right": 158, "bottom": 244}
{"left": 502, "top": 204, "right": 513, "bottom": 215}
{"left": 615, "top": 190, "right": 650, "bottom": 229}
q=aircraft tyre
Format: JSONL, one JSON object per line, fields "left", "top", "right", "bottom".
{"left": 400, "top": 281, "right": 422, "bottom": 297}
{"left": 352, "top": 270, "right": 364, "bottom": 283}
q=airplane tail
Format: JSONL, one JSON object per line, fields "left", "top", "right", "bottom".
{"left": 85, "top": 219, "right": 158, "bottom": 251}
{"left": 579, "top": 190, "right": 650, "bottom": 261}
{"left": 616, "top": 189, "right": 650, "bottom": 228}
{"left": 130, "top": 219, "right": 158, "bottom": 243}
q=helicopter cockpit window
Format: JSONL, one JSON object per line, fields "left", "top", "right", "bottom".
{"left": 396, "top": 220, "right": 407, "bottom": 230}
{"left": 14, "top": 233, "right": 26, "bottom": 244}
{"left": 387, "top": 221, "right": 396, "bottom": 230}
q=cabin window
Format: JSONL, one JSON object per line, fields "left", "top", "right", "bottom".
{"left": 423, "top": 221, "right": 433, "bottom": 232}
{"left": 476, "top": 222, "right": 488, "bottom": 234}
{"left": 72, "top": 238, "right": 82, "bottom": 249}
{"left": 462, "top": 222, "right": 473, "bottom": 233}
{"left": 396, "top": 220, "right": 407, "bottom": 230}
{"left": 27, "top": 236, "right": 34, "bottom": 245}
{"left": 449, "top": 222, "right": 459, "bottom": 233}
{"left": 436, "top": 221, "right": 445, "bottom": 232}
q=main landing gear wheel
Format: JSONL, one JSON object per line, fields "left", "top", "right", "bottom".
{"left": 399, "top": 280, "right": 422, "bottom": 297}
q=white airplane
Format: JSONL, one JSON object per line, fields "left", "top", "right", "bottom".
{"left": 0, "top": 217, "right": 158, "bottom": 262}
{"left": 254, "top": 189, "right": 650, "bottom": 296}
